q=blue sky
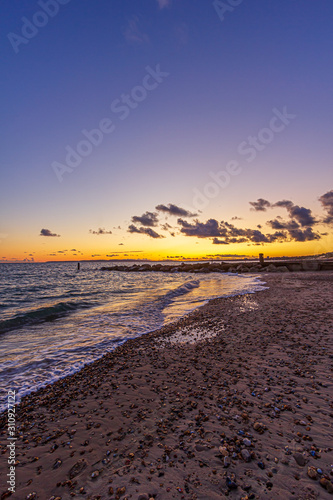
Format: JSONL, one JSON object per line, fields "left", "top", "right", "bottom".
{"left": 1, "top": 0, "right": 332, "bottom": 260}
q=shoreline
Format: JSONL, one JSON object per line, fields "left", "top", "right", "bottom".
{"left": 0, "top": 273, "right": 265, "bottom": 414}
{"left": 1, "top": 272, "right": 332, "bottom": 499}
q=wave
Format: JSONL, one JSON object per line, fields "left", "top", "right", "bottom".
{"left": 160, "top": 279, "right": 200, "bottom": 302}
{"left": 0, "top": 300, "right": 95, "bottom": 335}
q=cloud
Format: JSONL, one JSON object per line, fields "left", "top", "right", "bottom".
{"left": 128, "top": 225, "right": 164, "bottom": 239}
{"left": 212, "top": 238, "right": 229, "bottom": 245}
{"left": 273, "top": 199, "right": 294, "bottom": 209}
{"left": 231, "top": 216, "right": 242, "bottom": 221}
{"left": 124, "top": 16, "right": 149, "bottom": 44}
{"left": 319, "top": 190, "right": 333, "bottom": 223}
{"left": 288, "top": 227, "right": 320, "bottom": 242}
{"left": 178, "top": 218, "right": 227, "bottom": 238}
{"left": 286, "top": 205, "right": 316, "bottom": 227}
{"left": 267, "top": 219, "right": 299, "bottom": 230}
{"left": 157, "top": 0, "right": 171, "bottom": 8}
{"left": 89, "top": 228, "right": 112, "bottom": 235}
{"left": 109, "top": 251, "right": 143, "bottom": 254}
{"left": 249, "top": 199, "right": 271, "bottom": 212}
{"left": 178, "top": 218, "right": 295, "bottom": 245}
{"left": 131, "top": 212, "right": 158, "bottom": 227}
{"left": 40, "top": 228, "right": 60, "bottom": 237}
{"left": 156, "top": 203, "right": 196, "bottom": 217}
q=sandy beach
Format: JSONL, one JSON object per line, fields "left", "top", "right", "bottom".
{"left": 1, "top": 271, "right": 333, "bottom": 500}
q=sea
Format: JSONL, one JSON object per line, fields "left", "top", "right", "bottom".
{"left": 0, "top": 261, "right": 265, "bottom": 412}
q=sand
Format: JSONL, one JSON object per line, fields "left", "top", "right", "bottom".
{"left": 1, "top": 271, "right": 333, "bottom": 500}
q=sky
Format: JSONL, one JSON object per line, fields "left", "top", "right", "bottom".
{"left": 1, "top": 0, "right": 332, "bottom": 262}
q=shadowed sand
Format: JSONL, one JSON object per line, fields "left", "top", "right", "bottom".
{"left": 1, "top": 272, "right": 333, "bottom": 499}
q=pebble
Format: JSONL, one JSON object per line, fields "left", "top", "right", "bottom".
{"left": 307, "top": 466, "right": 318, "bottom": 480}
{"left": 219, "top": 446, "right": 228, "bottom": 456}
{"left": 241, "top": 449, "right": 251, "bottom": 462}
{"left": 243, "top": 438, "right": 251, "bottom": 447}
{"left": 253, "top": 422, "right": 265, "bottom": 434}
{"left": 69, "top": 459, "right": 88, "bottom": 479}
{"left": 223, "top": 456, "right": 231, "bottom": 468}
{"left": 116, "top": 487, "right": 126, "bottom": 496}
{"left": 293, "top": 453, "right": 307, "bottom": 466}
{"left": 52, "top": 459, "right": 62, "bottom": 469}
{"left": 226, "top": 477, "right": 237, "bottom": 490}
{"left": 320, "top": 478, "right": 333, "bottom": 493}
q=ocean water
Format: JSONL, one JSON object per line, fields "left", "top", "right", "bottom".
{"left": 0, "top": 262, "right": 265, "bottom": 411}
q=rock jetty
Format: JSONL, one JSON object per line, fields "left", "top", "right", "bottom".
{"left": 101, "top": 260, "right": 333, "bottom": 274}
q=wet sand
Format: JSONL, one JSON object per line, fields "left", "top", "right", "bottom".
{"left": 1, "top": 272, "right": 333, "bottom": 500}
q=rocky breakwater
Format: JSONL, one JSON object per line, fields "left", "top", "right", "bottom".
{"left": 101, "top": 260, "right": 333, "bottom": 274}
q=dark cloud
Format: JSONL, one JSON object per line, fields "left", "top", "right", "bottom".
{"left": 40, "top": 228, "right": 60, "bottom": 237}
{"left": 268, "top": 200, "right": 316, "bottom": 227}
{"left": 161, "top": 222, "right": 176, "bottom": 237}
{"left": 273, "top": 199, "right": 294, "bottom": 209}
{"left": 267, "top": 219, "right": 299, "bottom": 230}
{"left": 287, "top": 205, "right": 316, "bottom": 227}
{"left": 177, "top": 218, "right": 296, "bottom": 245}
{"left": 231, "top": 216, "right": 242, "bottom": 221}
{"left": 212, "top": 238, "right": 229, "bottom": 245}
{"left": 288, "top": 227, "right": 320, "bottom": 242}
{"left": 319, "top": 190, "right": 333, "bottom": 223}
{"left": 128, "top": 225, "right": 164, "bottom": 239}
{"left": 89, "top": 228, "right": 112, "bottom": 235}
{"left": 156, "top": 204, "right": 196, "bottom": 217}
{"left": 131, "top": 212, "right": 159, "bottom": 227}
{"left": 178, "top": 218, "right": 227, "bottom": 238}
{"left": 249, "top": 199, "right": 271, "bottom": 212}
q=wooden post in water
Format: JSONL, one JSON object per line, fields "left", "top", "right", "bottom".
{"left": 259, "top": 253, "right": 264, "bottom": 265}
{"left": 77, "top": 262, "right": 80, "bottom": 271}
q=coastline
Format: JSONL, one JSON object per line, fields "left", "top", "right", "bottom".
{"left": 1, "top": 272, "right": 332, "bottom": 499}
